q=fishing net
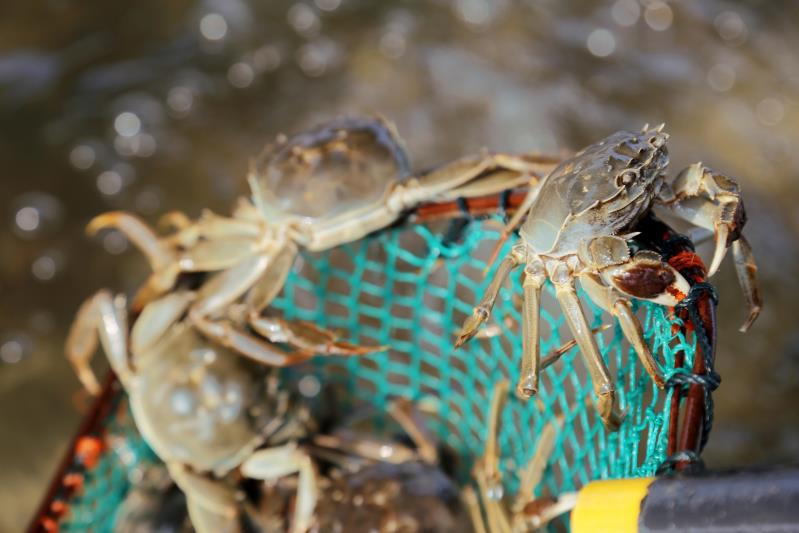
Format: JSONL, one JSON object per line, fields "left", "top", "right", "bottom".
{"left": 45, "top": 214, "right": 695, "bottom": 532}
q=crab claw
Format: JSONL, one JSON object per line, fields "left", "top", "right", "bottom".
{"left": 708, "top": 222, "right": 729, "bottom": 277}
{"left": 601, "top": 251, "right": 691, "bottom": 306}
{"left": 663, "top": 163, "right": 748, "bottom": 277}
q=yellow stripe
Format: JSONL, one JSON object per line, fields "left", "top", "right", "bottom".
{"left": 571, "top": 478, "right": 654, "bottom": 533}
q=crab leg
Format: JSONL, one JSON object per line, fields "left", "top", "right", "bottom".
{"left": 87, "top": 212, "right": 173, "bottom": 271}
{"left": 130, "top": 290, "right": 195, "bottom": 354}
{"left": 511, "top": 419, "right": 577, "bottom": 532}
{"left": 192, "top": 315, "right": 311, "bottom": 367}
{"left": 387, "top": 397, "right": 439, "bottom": 464}
{"left": 579, "top": 273, "right": 665, "bottom": 388}
{"left": 241, "top": 444, "right": 318, "bottom": 533}
{"left": 178, "top": 237, "right": 262, "bottom": 272}
{"left": 456, "top": 246, "right": 525, "bottom": 347}
{"left": 732, "top": 235, "right": 762, "bottom": 332}
{"left": 157, "top": 210, "right": 193, "bottom": 232}
{"left": 552, "top": 267, "right": 623, "bottom": 431}
{"left": 65, "top": 295, "right": 102, "bottom": 394}
{"left": 188, "top": 244, "right": 340, "bottom": 367}
{"left": 517, "top": 260, "right": 546, "bottom": 399}
{"left": 462, "top": 486, "right": 489, "bottom": 533}
{"left": 244, "top": 242, "right": 297, "bottom": 313}
{"left": 166, "top": 210, "right": 263, "bottom": 248}
{"left": 515, "top": 420, "right": 557, "bottom": 512}
{"left": 400, "top": 151, "right": 553, "bottom": 206}
{"left": 300, "top": 153, "right": 554, "bottom": 251}
{"left": 612, "top": 299, "right": 665, "bottom": 387}
{"left": 131, "top": 266, "right": 182, "bottom": 313}
{"left": 483, "top": 179, "right": 546, "bottom": 272}
{"left": 248, "top": 314, "right": 383, "bottom": 357}
{"left": 473, "top": 379, "right": 512, "bottom": 533}
{"left": 168, "top": 463, "right": 239, "bottom": 533}
{"left": 311, "top": 432, "right": 418, "bottom": 465}
{"left": 191, "top": 253, "right": 272, "bottom": 317}
{"left": 65, "top": 290, "right": 131, "bottom": 394}
{"left": 86, "top": 211, "right": 182, "bottom": 310}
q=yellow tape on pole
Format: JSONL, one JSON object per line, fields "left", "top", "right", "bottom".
{"left": 571, "top": 478, "right": 654, "bottom": 533}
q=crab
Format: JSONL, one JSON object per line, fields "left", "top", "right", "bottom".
{"left": 84, "top": 115, "right": 558, "bottom": 346}
{"left": 299, "top": 398, "right": 471, "bottom": 533}
{"left": 181, "top": 396, "right": 471, "bottom": 533}
{"left": 455, "top": 125, "right": 761, "bottom": 430}
{"left": 66, "top": 286, "right": 348, "bottom": 533}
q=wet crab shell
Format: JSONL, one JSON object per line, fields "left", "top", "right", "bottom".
{"left": 250, "top": 116, "right": 411, "bottom": 222}
{"left": 129, "top": 324, "right": 271, "bottom": 475}
{"left": 313, "top": 461, "right": 473, "bottom": 533}
{"left": 245, "top": 461, "right": 473, "bottom": 533}
{"left": 521, "top": 128, "right": 670, "bottom": 256}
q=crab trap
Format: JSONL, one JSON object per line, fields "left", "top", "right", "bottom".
{"left": 31, "top": 200, "right": 715, "bottom": 532}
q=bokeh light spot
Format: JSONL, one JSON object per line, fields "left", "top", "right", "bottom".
{"left": 15, "top": 206, "right": 40, "bottom": 232}
{"left": 612, "top": 0, "right": 640, "bottom": 27}
{"left": 103, "top": 231, "right": 128, "bottom": 255}
{"left": 31, "top": 255, "right": 57, "bottom": 281}
{"left": 253, "top": 45, "right": 282, "bottom": 72}
{"left": 97, "top": 170, "right": 123, "bottom": 196}
{"left": 314, "top": 0, "right": 340, "bottom": 11}
{"left": 707, "top": 63, "right": 736, "bottom": 92}
{"left": 380, "top": 31, "right": 407, "bottom": 59}
{"left": 200, "top": 13, "right": 228, "bottom": 41}
{"left": 0, "top": 340, "right": 24, "bottom": 364}
{"left": 644, "top": 1, "right": 673, "bottom": 31}
{"left": 167, "top": 87, "right": 194, "bottom": 114}
{"left": 587, "top": 29, "right": 616, "bottom": 58}
{"left": 288, "top": 3, "right": 320, "bottom": 36}
{"left": 114, "top": 112, "right": 141, "bottom": 138}
{"left": 69, "top": 145, "right": 95, "bottom": 170}
{"left": 756, "top": 97, "right": 785, "bottom": 126}
{"left": 228, "top": 62, "right": 255, "bottom": 88}
{"left": 454, "top": 0, "right": 493, "bottom": 30}
{"left": 715, "top": 11, "right": 748, "bottom": 46}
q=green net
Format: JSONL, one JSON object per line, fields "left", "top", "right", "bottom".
{"left": 57, "top": 215, "right": 693, "bottom": 531}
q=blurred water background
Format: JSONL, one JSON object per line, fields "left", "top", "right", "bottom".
{"left": 2, "top": 1, "right": 798, "bottom": 530}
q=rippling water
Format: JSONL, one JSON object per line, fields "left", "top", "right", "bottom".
{"left": 2, "top": 1, "right": 798, "bottom": 530}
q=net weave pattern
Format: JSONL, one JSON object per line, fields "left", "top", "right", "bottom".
{"left": 59, "top": 216, "right": 692, "bottom": 531}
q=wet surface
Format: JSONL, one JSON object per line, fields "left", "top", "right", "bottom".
{"left": 2, "top": 1, "right": 799, "bottom": 530}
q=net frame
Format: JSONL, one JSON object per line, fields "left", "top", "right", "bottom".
{"left": 29, "top": 192, "right": 717, "bottom": 533}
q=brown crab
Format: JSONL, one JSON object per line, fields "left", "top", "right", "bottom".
{"left": 455, "top": 125, "right": 761, "bottom": 430}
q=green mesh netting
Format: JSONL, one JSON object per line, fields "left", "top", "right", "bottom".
{"left": 58, "top": 215, "right": 694, "bottom": 531}
{"left": 61, "top": 396, "right": 159, "bottom": 532}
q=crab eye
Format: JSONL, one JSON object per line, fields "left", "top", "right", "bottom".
{"left": 616, "top": 171, "right": 635, "bottom": 187}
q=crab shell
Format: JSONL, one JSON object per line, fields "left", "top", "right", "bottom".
{"left": 128, "top": 323, "right": 271, "bottom": 475}
{"left": 249, "top": 116, "right": 411, "bottom": 224}
{"left": 243, "top": 461, "right": 472, "bottom": 533}
{"left": 521, "top": 128, "right": 669, "bottom": 257}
